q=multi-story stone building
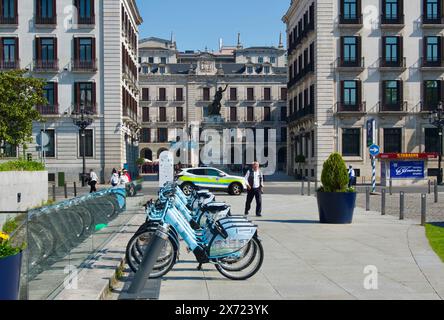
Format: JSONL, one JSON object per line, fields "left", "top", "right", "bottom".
{"left": 138, "top": 36, "right": 288, "bottom": 172}
{"left": 0, "top": 0, "right": 142, "bottom": 184}
{"left": 283, "top": 0, "right": 443, "bottom": 181}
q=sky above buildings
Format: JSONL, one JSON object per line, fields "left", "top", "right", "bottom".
{"left": 135, "top": 0, "right": 288, "bottom": 51}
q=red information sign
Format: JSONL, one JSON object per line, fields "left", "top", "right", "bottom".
{"left": 377, "top": 153, "right": 439, "bottom": 160}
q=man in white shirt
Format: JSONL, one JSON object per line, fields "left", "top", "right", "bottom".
{"left": 244, "top": 162, "right": 264, "bottom": 217}
{"left": 89, "top": 169, "right": 99, "bottom": 193}
{"left": 348, "top": 165, "right": 356, "bottom": 188}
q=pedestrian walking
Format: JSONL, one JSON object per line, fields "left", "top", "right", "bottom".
{"left": 110, "top": 168, "right": 119, "bottom": 187}
{"left": 244, "top": 161, "right": 264, "bottom": 217}
{"left": 348, "top": 165, "right": 356, "bottom": 188}
{"left": 120, "top": 168, "right": 130, "bottom": 187}
{"left": 89, "top": 169, "right": 99, "bottom": 193}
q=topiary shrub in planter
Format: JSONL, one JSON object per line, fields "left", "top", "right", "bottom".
{"left": 317, "top": 153, "right": 356, "bottom": 224}
{"left": 0, "top": 227, "right": 24, "bottom": 300}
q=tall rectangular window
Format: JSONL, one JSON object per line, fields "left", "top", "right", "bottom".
{"left": 142, "top": 107, "right": 149, "bottom": 122}
{"left": 203, "top": 87, "right": 210, "bottom": 101}
{"left": 43, "top": 82, "right": 56, "bottom": 106}
{"left": 425, "top": 128, "right": 440, "bottom": 153}
{"left": 159, "top": 107, "right": 166, "bottom": 122}
{"left": 384, "top": 128, "right": 402, "bottom": 153}
{"left": 2, "top": 38, "right": 18, "bottom": 68}
{"left": 230, "top": 87, "right": 237, "bottom": 101}
{"left": 157, "top": 128, "right": 168, "bottom": 143}
{"left": 280, "top": 88, "right": 287, "bottom": 101}
{"left": 382, "top": 0, "right": 403, "bottom": 23}
{"left": 1, "top": 0, "right": 17, "bottom": 22}
{"left": 141, "top": 128, "right": 150, "bottom": 143}
{"left": 342, "top": 81, "right": 358, "bottom": 106}
{"left": 425, "top": 36, "right": 440, "bottom": 65}
{"left": 342, "top": 128, "right": 361, "bottom": 156}
{"left": 280, "top": 107, "right": 287, "bottom": 121}
{"left": 175, "top": 88, "right": 183, "bottom": 101}
{"left": 76, "top": 0, "right": 94, "bottom": 24}
{"left": 158, "top": 88, "right": 166, "bottom": 101}
{"left": 264, "top": 107, "right": 271, "bottom": 121}
{"left": 342, "top": 0, "right": 359, "bottom": 20}
{"left": 424, "top": 80, "right": 441, "bottom": 111}
{"left": 281, "top": 127, "right": 287, "bottom": 142}
{"left": 230, "top": 107, "right": 237, "bottom": 121}
{"left": 264, "top": 88, "right": 271, "bottom": 101}
{"left": 341, "top": 36, "right": 359, "bottom": 65}
{"left": 383, "top": 80, "right": 402, "bottom": 109}
{"left": 176, "top": 107, "right": 183, "bottom": 121}
{"left": 79, "top": 129, "right": 93, "bottom": 157}
{"left": 424, "top": 0, "right": 440, "bottom": 21}
{"left": 383, "top": 36, "right": 401, "bottom": 65}
{"left": 3, "top": 142, "right": 17, "bottom": 158}
{"left": 40, "top": 38, "right": 55, "bottom": 61}
{"left": 79, "top": 38, "right": 92, "bottom": 61}
{"left": 75, "top": 82, "right": 95, "bottom": 112}
{"left": 44, "top": 129, "right": 55, "bottom": 158}
{"left": 142, "top": 88, "right": 149, "bottom": 101}
{"left": 247, "top": 107, "right": 254, "bottom": 121}
{"left": 247, "top": 88, "right": 254, "bottom": 101}
{"left": 74, "top": 37, "right": 95, "bottom": 70}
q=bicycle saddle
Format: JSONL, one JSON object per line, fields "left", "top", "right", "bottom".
{"left": 202, "top": 202, "right": 230, "bottom": 213}
{"left": 196, "top": 190, "right": 210, "bottom": 194}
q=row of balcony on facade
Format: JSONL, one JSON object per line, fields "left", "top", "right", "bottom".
{"left": 334, "top": 0, "right": 444, "bottom": 28}
{"left": 287, "top": 2, "right": 315, "bottom": 56}
{"left": 0, "top": 0, "right": 95, "bottom": 27}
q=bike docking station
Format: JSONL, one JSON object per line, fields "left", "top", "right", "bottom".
{"left": 121, "top": 150, "right": 264, "bottom": 300}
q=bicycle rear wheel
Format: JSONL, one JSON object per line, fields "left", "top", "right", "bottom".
{"left": 215, "top": 236, "right": 264, "bottom": 280}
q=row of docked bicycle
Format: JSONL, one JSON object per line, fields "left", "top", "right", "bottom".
{"left": 10, "top": 188, "right": 127, "bottom": 278}
{"left": 125, "top": 182, "right": 264, "bottom": 280}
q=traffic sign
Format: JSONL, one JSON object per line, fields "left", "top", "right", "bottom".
{"left": 369, "top": 144, "right": 380, "bottom": 157}
{"left": 36, "top": 132, "right": 50, "bottom": 147}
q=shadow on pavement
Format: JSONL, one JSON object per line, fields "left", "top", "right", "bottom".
{"left": 259, "top": 219, "right": 319, "bottom": 224}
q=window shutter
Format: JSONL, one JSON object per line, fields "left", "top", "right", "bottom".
{"left": 74, "top": 37, "right": 80, "bottom": 60}
{"left": 0, "top": 38, "right": 3, "bottom": 62}
{"left": 357, "top": 81, "right": 362, "bottom": 106}
{"left": 440, "top": 80, "right": 444, "bottom": 103}
{"left": 14, "top": 0, "right": 18, "bottom": 18}
{"left": 382, "top": 37, "right": 387, "bottom": 64}
{"left": 92, "top": 82, "right": 96, "bottom": 110}
{"left": 423, "top": 0, "right": 428, "bottom": 20}
{"left": 340, "top": 37, "right": 344, "bottom": 64}
{"left": 91, "top": 0, "right": 95, "bottom": 17}
{"left": 399, "top": 0, "right": 404, "bottom": 19}
{"left": 356, "top": 36, "right": 362, "bottom": 64}
{"left": 422, "top": 81, "right": 427, "bottom": 107}
{"left": 340, "top": 0, "right": 344, "bottom": 15}
{"left": 53, "top": 0, "right": 56, "bottom": 18}
{"left": 54, "top": 37, "right": 58, "bottom": 60}
{"left": 441, "top": 36, "right": 444, "bottom": 64}
{"left": 35, "top": 37, "right": 41, "bottom": 61}
{"left": 54, "top": 82, "right": 58, "bottom": 106}
{"left": 381, "top": 81, "right": 386, "bottom": 106}
{"left": 357, "top": 0, "right": 362, "bottom": 19}
{"left": 423, "top": 37, "right": 428, "bottom": 65}
{"left": 381, "top": 0, "right": 386, "bottom": 16}
{"left": 340, "top": 81, "right": 345, "bottom": 103}
{"left": 92, "top": 37, "right": 96, "bottom": 60}
{"left": 75, "top": 82, "right": 80, "bottom": 106}
{"left": 15, "top": 37, "right": 19, "bottom": 61}
{"left": 399, "top": 36, "right": 404, "bottom": 65}
{"left": 398, "top": 80, "right": 403, "bottom": 108}
{"left": 36, "top": 0, "right": 41, "bottom": 17}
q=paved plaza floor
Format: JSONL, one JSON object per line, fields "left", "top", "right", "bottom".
{"left": 108, "top": 189, "right": 444, "bottom": 300}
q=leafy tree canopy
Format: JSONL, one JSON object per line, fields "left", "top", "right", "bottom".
{"left": 0, "top": 70, "right": 46, "bottom": 149}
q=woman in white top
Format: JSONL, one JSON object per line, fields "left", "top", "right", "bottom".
{"left": 89, "top": 169, "right": 99, "bottom": 193}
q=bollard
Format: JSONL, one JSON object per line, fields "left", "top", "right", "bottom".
{"left": 428, "top": 180, "right": 431, "bottom": 194}
{"left": 381, "top": 189, "right": 386, "bottom": 215}
{"left": 64, "top": 183, "right": 68, "bottom": 199}
{"left": 52, "top": 184, "right": 56, "bottom": 202}
{"left": 366, "top": 187, "right": 370, "bottom": 211}
{"left": 421, "top": 193, "right": 426, "bottom": 226}
{"left": 434, "top": 180, "right": 438, "bottom": 203}
{"left": 389, "top": 179, "right": 393, "bottom": 195}
{"left": 73, "top": 182, "right": 77, "bottom": 197}
{"left": 308, "top": 180, "right": 311, "bottom": 196}
{"left": 301, "top": 180, "right": 305, "bottom": 196}
{"left": 400, "top": 191, "right": 405, "bottom": 220}
{"left": 127, "top": 224, "right": 170, "bottom": 296}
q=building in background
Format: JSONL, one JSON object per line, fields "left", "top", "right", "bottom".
{"left": 138, "top": 35, "right": 288, "bottom": 173}
{"left": 283, "top": 0, "right": 443, "bottom": 181}
{"left": 0, "top": 0, "right": 142, "bottom": 184}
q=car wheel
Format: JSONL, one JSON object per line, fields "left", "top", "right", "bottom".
{"left": 181, "top": 182, "right": 195, "bottom": 196}
{"left": 229, "top": 183, "right": 242, "bottom": 196}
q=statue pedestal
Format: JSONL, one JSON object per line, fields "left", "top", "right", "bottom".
{"left": 203, "top": 115, "right": 225, "bottom": 124}
{"left": 201, "top": 116, "right": 226, "bottom": 166}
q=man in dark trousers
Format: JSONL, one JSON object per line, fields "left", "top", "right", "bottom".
{"left": 244, "top": 161, "right": 264, "bottom": 217}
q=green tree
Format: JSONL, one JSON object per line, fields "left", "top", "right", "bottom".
{"left": 321, "top": 153, "right": 349, "bottom": 192}
{"left": 0, "top": 70, "right": 46, "bottom": 155}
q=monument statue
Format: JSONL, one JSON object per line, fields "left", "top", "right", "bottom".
{"left": 208, "top": 84, "right": 229, "bottom": 116}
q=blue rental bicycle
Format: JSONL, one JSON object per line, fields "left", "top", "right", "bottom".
{"left": 125, "top": 183, "right": 264, "bottom": 280}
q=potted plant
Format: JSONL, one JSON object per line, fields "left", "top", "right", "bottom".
{"left": 316, "top": 153, "right": 356, "bottom": 224}
{"left": 0, "top": 227, "right": 24, "bottom": 300}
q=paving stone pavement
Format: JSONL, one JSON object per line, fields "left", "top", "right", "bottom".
{"left": 110, "top": 190, "right": 444, "bottom": 300}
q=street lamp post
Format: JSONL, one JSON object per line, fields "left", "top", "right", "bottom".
{"left": 71, "top": 107, "right": 94, "bottom": 187}
{"left": 429, "top": 102, "right": 444, "bottom": 185}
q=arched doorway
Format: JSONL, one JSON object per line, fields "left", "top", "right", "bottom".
{"left": 157, "top": 148, "right": 169, "bottom": 158}
{"left": 140, "top": 148, "right": 153, "bottom": 174}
